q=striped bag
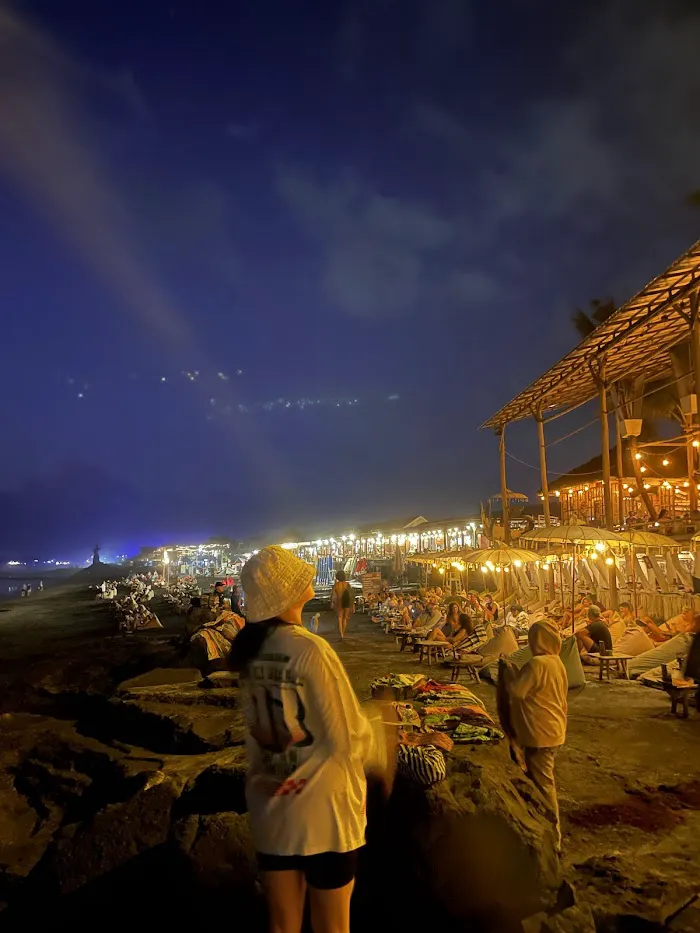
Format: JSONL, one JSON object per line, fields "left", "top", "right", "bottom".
{"left": 397, "top": 744, "right": 446, "bottom": 786}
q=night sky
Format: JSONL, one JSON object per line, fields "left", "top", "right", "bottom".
{"left": 2, "top": 0, "right": 700, "bottom": 561}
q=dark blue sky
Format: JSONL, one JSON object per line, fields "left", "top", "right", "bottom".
{"left": 1, "top": 0, "right": 700, "bottom": 559}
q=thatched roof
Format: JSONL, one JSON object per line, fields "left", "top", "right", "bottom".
{"left": 483, "top": 239, "right": 700, "bottom": 428}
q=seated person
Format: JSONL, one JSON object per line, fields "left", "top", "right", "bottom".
{"left": 448, "top": 612, "right": 489, "bottom": 653}
{"left": 574, "top": 595, "right": 595, "bottom": 620}
{"left": 661, "top": 605, "right": 695, "bottom": 637}
{"left": 412, "top": 601, "right": 443, "bottom": 635}
{"left": 435, "top": 601, "right": 461, "bottom": 640}
{"left": 575, "top": 606, "right": 613, "bottom": 656}
{"left": 600, "top": 606, "right": 625, "bottom": 643}
{"left": 482, "top": 595, "right": 499, "bottom": 623}
{"left": 505, "top": 604, "right": 523, "bottom": 628}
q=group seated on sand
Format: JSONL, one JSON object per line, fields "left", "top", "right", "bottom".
{"left": 370, "top": 586, "right": 699, "bottom": 691}
{"left": 543, "top": 596, "right": 699, "bottom": 662}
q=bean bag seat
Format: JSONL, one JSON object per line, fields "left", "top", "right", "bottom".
{"left": 476, "top": 627, "right": 519, "bottom": 663}
{"left": 614, "top": 627, "right": 654, "bottom": 658}
{"left": 626, "top": 633, "right": 694, "bottom": 679}
{"left": 482, "top": 635, "right": 586, "bottom": 691}
{"left": 638, "top": 659, "right": 684, "bottom": 690}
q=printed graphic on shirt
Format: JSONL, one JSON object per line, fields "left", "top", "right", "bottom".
{"left": 249, "top": 682, "right": 314, "bottom": 754}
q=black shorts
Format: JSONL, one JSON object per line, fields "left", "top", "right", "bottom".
{"left": 256, "top": 849, "right": 360, "bottom": 890}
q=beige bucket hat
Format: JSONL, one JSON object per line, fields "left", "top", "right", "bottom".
{"left": 241, "top": 545, "right": 316, "bottom": 623}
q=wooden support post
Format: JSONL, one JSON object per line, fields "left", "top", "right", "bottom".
{"left": 687, "top": 437, "right": 698, "bottom": 512}
{"left": 615, "top": 414, "right": 625, "bottom": 526}
{"left": 691, "top": 298, "right": 700, "bottom": 506}
{"left": 598, "top": 374, "right": 613, "bottom": 530}
{"left": 535, "top": 410, "right": 551, "bottom": 527}
{"left": 498, "top": 426, "right": 511, "bottom": 545}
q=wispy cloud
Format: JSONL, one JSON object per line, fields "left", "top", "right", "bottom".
{"left": 276, "top": 165, "right": 504, "bottom": 317}
{"left": 0, "top": 5, "right": 193, "bottom": 345}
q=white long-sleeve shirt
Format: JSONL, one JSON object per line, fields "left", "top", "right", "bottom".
{"left": 241, "top": 624, "right": 385, "bottom": 856}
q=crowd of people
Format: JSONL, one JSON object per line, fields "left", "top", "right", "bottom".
{"left": 219, "top": 550, "right": 572, "bottom": 932}
{"left": 541, "top": 595, "right": 700, "bottom": 663}
{"left": 71, "top": 554, "right": 699, "bottom": 933}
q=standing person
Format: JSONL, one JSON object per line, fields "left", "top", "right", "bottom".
{"left": 21, "top": 583, "right": 27, "bottom": 598}
{"left": 508, "top": 622, "right": 568, "bottom": 850}
{"left": 38, "top": 580, "right": 44, "bottom": 592}
{"left": 26, "top": 583, "right": 32, "bottom": 597}
{"left": 230, "top": 547, "right": 390, "bottom": 933}
{"left": 331, "top": 570, "right": 354, "bottom": 640}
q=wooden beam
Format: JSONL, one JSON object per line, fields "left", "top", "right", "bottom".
{"left": 498, "top": 426, "right": 511, "bottom": 545}
{"left": 615, "top": 417, "right": 625, "bottom": 526}
{"left": 535, "top": 410, "right": 551, "bottom": 527}
{"left": 690, "top": 293, "right": 700, "bottom": 496}
{"left": 592, "top": 360, "right": 613, "bottom": 529}
{"left": 599, "top": 379, "right": 613, "bottom": 530}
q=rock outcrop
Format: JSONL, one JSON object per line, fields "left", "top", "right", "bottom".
{"left": 0, "top": 664, "right": 611, "bottom": 932}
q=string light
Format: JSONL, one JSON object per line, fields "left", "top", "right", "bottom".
{"left": 634, "top": 453, "right": 642, "bottom": 460}
{"left": 640, "top": 466, "right": 647, "bottom": 473}
{"left": 662, "top": 459, "right": 670, "bottom": 467}
{"left": 605, "top": 557, "right": 614, "bottom": 565}
{"left": 554, "top": 490, "right": 561, "bottom": 497}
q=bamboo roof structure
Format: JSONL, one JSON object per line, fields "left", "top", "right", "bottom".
{"left": 482, "top": 239, "right": 700, "bottom": 429}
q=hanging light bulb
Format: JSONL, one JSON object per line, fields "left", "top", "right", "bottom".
{"left": 555, "top": 490, "right": 561, "bottom": 497}
{"left": 605, "top": 557, "right": 614, "bottom": 565}
{"left": 635, "top": 453, "right": 642, "bottom": 460}
{"left": 662, "top": 459, "right": 670, "bottom": 467}
{"left": 640, "top": 466, "right": 647, "bottom": 473}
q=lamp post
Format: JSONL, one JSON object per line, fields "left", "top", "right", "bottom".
{"left": 163, "top": 549, "right": 170, "bottom": 586}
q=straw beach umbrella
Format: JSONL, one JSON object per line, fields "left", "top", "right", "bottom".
{"left": 520, "top": 525, "right": 626, "bottom": 628}
{"left": 461, "top": 543, "right": 540, "bottom": 601}
{"left": 614, "top": 529, "right": 681, "bottom": 616}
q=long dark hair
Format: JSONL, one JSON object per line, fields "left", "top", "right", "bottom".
{"left": 229, "top": 619, "right": 286, "bottom": 672}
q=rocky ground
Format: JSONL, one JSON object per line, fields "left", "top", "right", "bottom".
{"left": 0, "top": 587, "right": 699, "bottom": 931}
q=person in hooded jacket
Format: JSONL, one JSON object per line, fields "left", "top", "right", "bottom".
{"left": 508, "top": 621, "right": 568, "bottom": 849}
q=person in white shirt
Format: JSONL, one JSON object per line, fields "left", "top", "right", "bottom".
{"left": 507, "top": 621, "right": 568, "bottom": 849}
{"left": 230, "top": 546, "right": 389, "bottom": 933}
{"left": 505, "top": 604, "right": 522, "bottom": 628}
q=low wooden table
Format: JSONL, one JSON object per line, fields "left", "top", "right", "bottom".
{"left": 661, "top": 664, "right": 698, "bottom": 718}
{"left": 395, "top": 631, "right": 416, "bottom": 651}
{"left": 415, "top": 640, "right": 449, "bottom": 666}
{"left": 597, "top": 653, "right": 635, "bottom": 681}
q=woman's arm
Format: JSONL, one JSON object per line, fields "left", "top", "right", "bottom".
{"left": 300, "top": 642, "right": 387, "bottom": 770}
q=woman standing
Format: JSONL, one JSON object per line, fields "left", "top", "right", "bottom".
{"left": 231, "top": 547, "right": 388, "bottom": 933}
{"left": 331, "top": 569, "right": 354, "bottom": 639}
